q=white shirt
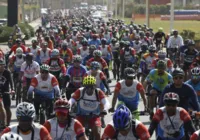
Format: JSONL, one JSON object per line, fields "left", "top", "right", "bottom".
{"left": 20, "top": 61, "right": 40, "bottom": 78}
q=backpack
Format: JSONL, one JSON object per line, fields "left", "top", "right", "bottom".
{"left": 114, "top": 120, "right": 139, "bottom": 139}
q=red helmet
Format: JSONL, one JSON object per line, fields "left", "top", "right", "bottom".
{"left": 164, "top": 92, "right": 179, "bottom": 104}
{"left": 54, "top": 99, "right": 70, "bottom": 110}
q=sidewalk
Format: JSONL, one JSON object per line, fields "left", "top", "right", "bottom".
{"left": 0, "top": 18, "right": 41, "bottom": 53}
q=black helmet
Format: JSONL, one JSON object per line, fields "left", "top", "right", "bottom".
{"left": 172, "top": 68, "right": 185, "bottom": 77}
{"left": 124, "top": 67, "right": 136, "bottom": 78}
{"left": 188, "top": 40, "right": 195, "bottom": 46}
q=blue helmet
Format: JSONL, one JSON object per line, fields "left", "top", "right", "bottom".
{"left": 113, "top": 105, "right": 132, "bottom": 129}
{"left": 91, "top": 61, "right": 100, "bottom": 70}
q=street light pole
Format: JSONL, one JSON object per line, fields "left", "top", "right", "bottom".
{"left": 145, "top": 0, "right": 150, "bottom": 27}
{"left": 115, "top": 0, "right": 117, "bottom": 19}
{"left": 170, "top": 0, "right": 174, "bottom": 32}
{"left": 122, "top": 0, "right": 124, "bottom": 20}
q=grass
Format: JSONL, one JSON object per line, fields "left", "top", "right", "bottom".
{"left": 0, "top": 5, "right": 7, "bottom": 18}
{"left": 121, "top": 17, "right": 200, "bottom": 40}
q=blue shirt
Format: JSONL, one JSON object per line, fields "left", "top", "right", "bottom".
{"left": 159, "top": 83, "right": 200, "bottom": 111}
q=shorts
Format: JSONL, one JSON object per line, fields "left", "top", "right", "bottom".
{"left": 3, "top": 93, "right": 11, "bottom": 107}
{"left": 76, "top": 116, "right": 101, "bottom": 128}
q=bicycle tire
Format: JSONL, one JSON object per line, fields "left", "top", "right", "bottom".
{"left": 16, "top": 83, "right": 22, "bottom": 107}
{"left": 39, "top": 105, "right": 46, "bottom": 125}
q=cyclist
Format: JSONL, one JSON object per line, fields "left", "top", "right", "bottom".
{"left": 65, "top": 55, "right": 87, "bottom": 100}
{"left": 69, "top": 76, "right": 110, "bottom": 140}
{"left": 85, "top": 61, "right": 110, "bottom": 94}
{"left": 46, "top": 49, "right": 66, "bottom": 88}
{"left": 151, "top": 50, "right": 173, "bottom": 74}
{"left": 143, "top": 60, "right": 173, "bottom": 119}
{"left": 86, "top": 50, "right": 110, "bottom": 82}
{"left": 149, "top": 92, "right": 195, "bottom": 140}
{"left": 1, "top": 132, "right": 23, "bottom": 140}
{"left": 185, "top": 67, "right": 200, "bottom": 103}
{"left": 0, "top": 102, "right": 52, "bottom": 140}
{"left": 8, "top": 39, "right": 26, "bottom": 56}
{"left": 44, "top": 36, "right": 54, "bottom": 50}
{"left": 181, "top": 40, "right": 198, "bottom": 81}
{"left": 59, "top": 41, "right": 73, "bottom": 66}
{"left": 88, "top": 34, "right": 101, "bottom": 48}
{"left": 27, "top": 64, "right": 61, "bottom": 121}
{"left": 36, "top": 42, "right": 51, "bottom": 65}
{"left": 102, "top": 105, "right": 150, "bottom": 140}
{"left": 153, "top": 27, "right": 166, "bottom": 48}
{"left": 43, "top": 99, "right": 88, "bottom": 140}
{"left": 77, "top": 39, "right": 89, "bottom": 59}
{"left": 159, "top": 68, "right": 200, "bottom": 112}
{"left": 20, "top": 53, "right": 40, "bottom": 101}
{"left": 120, "top": 41, "right": 136, "bottom": 79}
{"left": 109, "top": 67, "right": 147, "bottom": 120}
{"left": 26, "top": 40, "right": 40, "bottom": 61}
{"left": 82, "top": 45, "right": 96, "bottom": 66}
{"left": 0, "top": 59, "right": 14, "bottom": 127}
{"left": 132, "top": 36, "right": 142, "bottom": 54}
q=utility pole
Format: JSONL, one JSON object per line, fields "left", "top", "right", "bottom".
{"left": 145, "top": 0, "right": 150, "bottom": 27}
{"left": 170, "top": 0, "right": 175, "bottom": 32}
{"left": 115, "top": 0, "right": 117, "bottom": 19}
{"left": 122, "top": 0, "right": 124, "bottom": 19}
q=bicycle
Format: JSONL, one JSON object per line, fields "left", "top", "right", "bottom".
{"left": 189, "top": 110, "right": 200, "bottom": 130}
{"left": 15, "top": 80, "right": 22, "bottom": 107}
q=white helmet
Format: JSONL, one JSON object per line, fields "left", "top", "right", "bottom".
{"left": 16, "top": 102, "right": 35, "bottom": 119}
{"left": 51, "top": 49, "right": 59, "bottom": 57}
{"left": 1, "top": 132, "right": 23, "bottom": 140}
{"left": 16, "top": 48, "right": 23, "bottom": 56}
{"left": 158, "top": 50, "right": 166, "bottom": 59}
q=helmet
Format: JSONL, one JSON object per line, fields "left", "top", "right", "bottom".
{"left": 89, "top": 45, "right": 96, "bottom": 50}
{"left": 61, "top": 42, "right": 68, "bottom": 48}
{"left": 15, "top": 39, "right": 21, "bottom": 44}
{"left": 83, "top": 76, "right": 96, "bottom": 86}
{"left": 124, "top": 67, "right": 136, "bottom": 78}
{"left": 157, "top": 60, "right": 166, "bottom": 70}
{"left": 81, "top": 39, "right": 88, "bottom": 46}
{"left": 188, "top": 40, "right": 195, "bottom": 46}
{"left": 148, "top": 45, "right": 156, "bottom": 52}
{"left": 158, "top": 50, "right": 166, "bottom": 59}
{"left": 113, "top": 105, "right": 132, "bottom": 129}
{"left": 26, "top": 53, "right": 33, "bottom": 60}
{"left": 158, "top": 27, "right": 163, "bottom": 32}
{"left": 42, "top": 41, "right": 48, "bottom": 46}
{"left": 164, "top": 92, "right": 179, "bottom": 104}
{"left": 172, "top": 68, "right": 185, "bottom": 77}
{"left": 111, "top": 38, "right": 117, "bottom": 43}
{"left": 1, "top": 132, "right": 23, "bottom": 140}
{"left": 91, "top": 61, "right": 100, "bottom": 70}
{"left": 54, "top": 99, "right": 70, "bottom": 110}
{"left": 139, "top": 31, "right": 145, "bottom": 36}
{"left": 93, "top": 50, "right": 102, "bottom": 57}
{"left": 16, "top": 48, "right": 23, "bottom": 56}
{"left": 191, "top": 67, "right": 200, "bottom": 76}
{"left": 141, "top": 44, "right": 148, "bottom": 52}
{"left": 0, "top": 59, "right": 5, "bottom": 65}
{"left": 124, "top": 41, "right": 130, "bottom": 46}
{"left": 32, "top": 39, "right": 37, "bottom": 44}
{"left": 73, "top": 55, "right": 82, "bottom": 62}
{"left": 173, "top": 30, "right": 178, "bottom": 35}
{"left": 40, "top": 64, "right": 50, "bottom": 72}
{"left": 51, "top": 49, "right": 60, "bottom": 57}
{"left": 16, "top": 102, "right": 35, "bottom": 119}
{"left": 101, "top": 38, "right": 107, "bottom": 44}
{"left": 119, "top": 40, "right": 125, "bottom": 46}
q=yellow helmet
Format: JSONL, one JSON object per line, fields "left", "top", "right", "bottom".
{"left": 83, "top": 76, "right": 96, "bottom": 86}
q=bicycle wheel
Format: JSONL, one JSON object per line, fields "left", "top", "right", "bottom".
{"left": 39, "top": 105, "right": 46, "bottom": 125}
{"left": 16, "top": 83, "right": 22, "bottom": 106}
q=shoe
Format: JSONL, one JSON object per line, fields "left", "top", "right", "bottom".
{"left": 107, "top": 79, "right": 112, "bottom": 83}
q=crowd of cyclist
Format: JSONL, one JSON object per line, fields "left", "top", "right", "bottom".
{"left": 1, "top": 8, "right": 200, "bottom": 140}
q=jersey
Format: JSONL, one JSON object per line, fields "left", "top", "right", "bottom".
{"left": 183, "top": 49, "right": 198, "bottom": 64}
{"left": 145, "top": 69, "right": 173, "bottom": 92}
{"left": 66, "top": 65, "right": 87, "bottom": 88}
{"left": 27, "top": 46, "right": 40, "bottom": 61}
{"left": 167, "top": 35, "right": 184, "bottom": 48}
{"left": 120, "top": 47, "right": 136, "bottom": 62}
{"left": 86, "top": 58, "right": 108, "bottom": 70}
{"left": 151, "top": 58, "right": 173, "bottom": 72}
{"left": 1, "top": 123, "right": 52, "bottom": 140}
{"left": 98, "top": 45, "right": 112, "bottom": 60}
{"left": 101, "top": 120, "right": 150, "bottom": 140}
{"left": 114, "top": 79, "right": 144, "bottom": 111}
{"left": 72, "top": 87, "right": 105, "bottom": 116}
{"left": 20, "top": 61, "right": 40, "bottom": 79}
{"left": 59, "top": 48, "right": 73, "bottom": 64}
{"left": 43, "top": 117, "right": 85, "bottom": 140}
{"left": 10, "top": 45, "right": 26, "bottom": 54}
{"left": 10, "top": 55, "right": 26, "bottom": 72}
{"left": 30, "top": 73, "right": 58, "bottom": 99}
{"left": 46, "top": 58, "right": 66, "bottom": 74}
{"left": 153, "top": 107, "right": 191, "bottom": 140}
{"left": 37, "top": 48, "right": 51, "bottom": 64}
{"left": 77, "top": 47, "right": 89, "bottom": 59}
{"left": 132, "top": 41, "right": 142, "bottom": 53}
{"left": 191, "top": 130, "right": 200, "bottom": 140}
{"left": 142, "top": 53, "right": 158, "bottom": 70}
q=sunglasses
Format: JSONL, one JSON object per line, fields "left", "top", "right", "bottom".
{"left": 191, "top": 75, "right": 200, "bottom": 80}
{"left": 18, "top": 116, "right": 33, "bottom": 122}
{"left": 173, "top": 76, "right": 183, "bottom": 80}
{"left": 41, "top": 71, "right": 49, "bottom": 74}
{"left": 56, "top": 111, "right": 68, "bottom": 116}
{"left": 166, "top": 104, "right": 177, "bottom": 107}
